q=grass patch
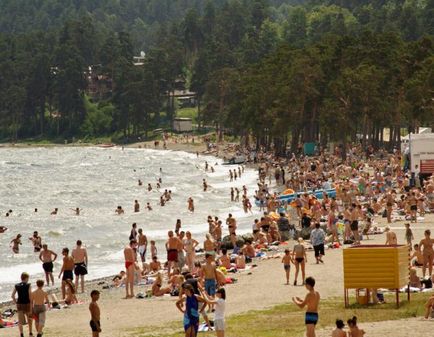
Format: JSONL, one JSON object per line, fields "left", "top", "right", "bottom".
{"left": 177, "top": 107, "right": 198, "bottom": 123}
{"left": 131, "top": 294, "right": 427, "bottom": 337}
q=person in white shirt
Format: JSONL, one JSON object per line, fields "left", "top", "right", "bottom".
{"left": 202, "top": 288, "right": 226, "bottom": 336}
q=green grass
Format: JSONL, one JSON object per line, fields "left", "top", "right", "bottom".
{"left": 130, "top": 294, "right": 428, "bottom": 337}
{"left": 177, "top": 107, "right": 198, "bottom": 123}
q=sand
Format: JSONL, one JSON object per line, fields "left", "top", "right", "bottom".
{"left": 1, "top": 213, "right": 433, "bottom": 337}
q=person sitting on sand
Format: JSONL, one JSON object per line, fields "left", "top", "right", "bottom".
{"left": 332, "top": 319, "right": 347, "bottom": 337}
{"left": 218, "top": 249, "right": 232, "bottom": 270}
{"left": 150, "top": 256, "right": 161, "bottom": 273}
{"left": 409, "top": 268, "right": 422, "bottom": 288}
{"left": 10, "top": 234, "right": 22, "bottom": 254}
{"left": 64, "top": 279, "right": 78, "bottom": 305}
{"left": 384, "top": 226, "right": 397, "bottom": 245}
{"left": 115, "top": 206, "right": 124, "bottom": 215}
{"left": 292, "top": 276, "right": 320, "bottom": 337}
{"left": 236, "top": 251, "right": 246, "bottom": 269}
{"left": 152, "top": 272, "right": 171, "bottom": 296}
{"left": 112, "top": 271, "right": 126, "bottom": 287}
{"left": 411, "top": 244, "right": 424, "bottom": 267}
{"left": 347, "top": 316, "right": 365, "bottom": 337}
{"left": 242, "top": 241, "right": 256, "bottom": 260}
{"left": 424, "top": 294, "right": 434, "bottom": 319}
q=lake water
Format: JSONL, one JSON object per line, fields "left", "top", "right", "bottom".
{"left": 0, "top": 147, "right": 259, "bottom": 301}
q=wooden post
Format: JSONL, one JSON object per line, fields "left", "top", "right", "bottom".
{"left": 396, "top": 289, "right": 400, "bottom": 308}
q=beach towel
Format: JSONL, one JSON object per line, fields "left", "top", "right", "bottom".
{"left": 0, "top": 320, "right": 18, "bottom": 328}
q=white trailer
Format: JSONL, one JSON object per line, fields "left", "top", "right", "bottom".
{"left": 407, "top": 133, "right": 434, "bottom": 175}
{"left": 173, "top": 117, "right": 193, "bottom": 132}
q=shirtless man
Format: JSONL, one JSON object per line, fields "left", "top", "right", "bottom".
{"left": 166, "top": 231, "right": 181, "bottom": 275}
{"left": 385, "top": 191, "right": 394, "bottom": 224}
{"left": 188, "top": 197, "right": 194, "bottom": 212}
{"left": 203, "top": 254, "right": 217, "bottom": 310}
{"left": 420, "top": 230, "right": 434, "bottom": 277}
{"left": 124, "top": 239, "right": 137, "bottom": 299}
{"left": 29, "top": 231, "right": 42, "bottom": 252}
{"left": 115, "top": 206, "right": 125, "bottom": 215}
{"left": 138, "top": 228, "right": 148, "bottom": 265}
{"left": 39, "top": 244, "right": 58, "bottom": 286}
{"left": 350, "top": 204, "right": 360, "bottom": 245}
{"left": 58, "top": 248, "right": 75, "bottom": 300}
{"left": 32, "top": 280, "right": 49, "bottom": 337}
{"left": 218, "top": 249, "right": 231, "bottom": 269}
{"left": 134, "top": 200, "right": 140, "bottom": 212}
{"left": 385, "top": 226, "right": 397, "bottom": 245}
{"left": 292, "top": 276, "right": 320, "bottom": 337}
{"left": 72, "top": 240, "right": 88, "bottom": 293}
{"left": 71, "top": 207, "right": 82, "bottom": 215}
{"left": 411, "top": 244, "right": 424, "bottom": 267}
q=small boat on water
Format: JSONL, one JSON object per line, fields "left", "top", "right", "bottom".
{"left": 222, "top": 155, "right": 246, "bottom": 165}
{"left": 99, "top": 144, "right": 115, "bottom": 148}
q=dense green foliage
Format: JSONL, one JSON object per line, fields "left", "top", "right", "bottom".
{"left": 0, "top": 0, "right": 432, "bottom": 148}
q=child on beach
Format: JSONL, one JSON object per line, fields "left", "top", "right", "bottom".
{"left": 292, "top": 276, "right": 320, "bottom": 337}
{"left": 32, "top": 280, "right": 49, "bottom": 337}
{"left": 282, "top": 249, "right": 293, "bottom": 285}
{"left": 150, "top": 240, "right": 158, "bottom": 260}
{"left": 405, "top": 223, "right": 414, "bottom": 248}
{"left": 89, "top": 290, "right": 101, "bottom": 337}
{"left": 332, "top": 319, "right": 347, "bottom": 337}
{"left": 202, "top": 288, "right": 226, "bottom": 337}
{"left": 347, "top": 316, "right": 365, "bottom": 337}
{"left": 424, "top": 294, "right": 434, "bottom": 319}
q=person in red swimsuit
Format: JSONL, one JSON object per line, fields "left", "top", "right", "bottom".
{"left": 124, "top": 240, "right": 137, "bottom": 299}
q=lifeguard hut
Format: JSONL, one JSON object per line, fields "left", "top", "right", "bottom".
{"left": 343, "top": 244, "right": 410, "bottom": 308}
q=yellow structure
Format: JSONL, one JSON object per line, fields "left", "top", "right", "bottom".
{"left": 343, "top": 244, "right": 410, "bottom": 307}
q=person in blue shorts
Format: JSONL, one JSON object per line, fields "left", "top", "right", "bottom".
{"left": 176, "top": 284, "right": 207, "bottom": 337}
{"left": 292, "top": 276, "right": 320, "bottom": 337}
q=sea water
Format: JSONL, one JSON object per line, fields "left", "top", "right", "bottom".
{"left": 0, "top": 147, "right": 260, "bottom": 301}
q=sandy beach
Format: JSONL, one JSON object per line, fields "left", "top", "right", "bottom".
{"left": 1, "top": 212, "right": 432, "bottom": 337}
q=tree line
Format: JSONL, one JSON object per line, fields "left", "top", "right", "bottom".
{"left": 0, "top": 0, "right": 432, "bottom": 146}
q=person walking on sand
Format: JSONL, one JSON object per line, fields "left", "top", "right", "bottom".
{"left": 282, "top": 249, "right": 294, "bottom": 285}
{"left": 72, "top": 240, "right": 88, "bottom": 293}
{"left": 89, "top": 290, "right": 101, "bottom": 337}
{"left": 124, "top": 239, "right": 137, "bottom": 299}
{"left": 293, "top": 238, "right": 307, "bottom": 285}
{"left": 292, "top": 276, "right": 320, "bottom": 337}
{"left": 11, "top": 272, "right": 33, "bottom": 337}
{"left": 39, "top": 244, "right": 57, "bottom": 286}
{"left": 32, "top": 279, "right": 49, "bottom": 337}
{"left": 58, "top": 247, "right": 75, "bottom": 300}
{"left": 311, "top": 223, "right": 326, "bottom": 264}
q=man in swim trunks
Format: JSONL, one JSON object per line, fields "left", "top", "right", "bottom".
{"left": 32, "top": 279, "right": 49, "bottom": 337}
{"left": 166, "top": 231, "right": 182, "bottom": 275}
{"left": 350, "top": 204, "right": 360, "bottom": 245}
{"left": 39, "top": 244, "right": 58, "bottom": 286}
{"left": 58, "top": 247, "right": 75, "bottom": 300}
{"left": 292, "top": 276, "right": 320, "bottom": 337}
{"left": 203, "top": 254, "right": 217, "bottom": 310}
{"left": 89, "top": 290, "right": 101, "bottom": 337}
{"left": 124, "top": 239, "right": 137, "bottom": 299}
{"left": 138, "top": 228, "right": 148, "bottom": 265}
{"left": 72, "top": 240, "right": 88, "bottom": 293}
{"left": 29, "top": 231, "right": 42, "bottom": 252}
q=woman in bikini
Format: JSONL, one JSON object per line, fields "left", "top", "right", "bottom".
{"left": 293, "top": 238, "right": 307, "bottom": 285}
{"left": 152, "top": 272, "right": 171, "bottom": 297}
{"left": 10, "top": 234, "right": 22, "bottom": 254}
{"left": 184, "top": 231, "right": 199, "bottom": 272}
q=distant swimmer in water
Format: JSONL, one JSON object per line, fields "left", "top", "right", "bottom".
{"left": 158, "top": 177, "right": 162, "bottom": 184}
{"left": 211, "top": 166, "right": 215, "bottom": 173}
{"left": 188, "top": 197, "right": 195, "bottom": 213}
{"left": 147, "top": 183, "right": 152, "bottom": 191}
{"left": 146, "top": 202, "right": 153, "bottom": 211}
{"left": 10, "top": 234, "right": 22, "bottom": 253}
{"left": 138, "top": 179, "right": 143, "bottom": 186}
{"left": 0, "top": 226, "right": 8, "bottom": 233}
{"left": 205, "top": 161, "right": 209, "bottom": 171}
{"left": 29, "top": 231, "right": 42, "bottom": 252}
{"left": 39, "top": 244, "right": 58, "bottom": 286}
{"left": 134, "top": 200, "right": 140, "bottom": 213}
{"left": 71, "top": 207, "right": 82, "bottom": 216}
{"left": 34, "top": 208, "right": 38, "bottom": 213}
{"left": 51, "top": 208, "right": 58, "bottom": 215}
{"left": 115, "top": 206, "right": 125, "bottom": 215}
{"left": 160, "top": 196, "right": 166, "bottom": 206}
{"left": 203, "top": 179, "right": 208, "bottom": 192}
{"left": 157, "top": 182, "right": 161, "bottom": 189}
{"left": 160, "top": 167, "right": 163, "bottom": 173}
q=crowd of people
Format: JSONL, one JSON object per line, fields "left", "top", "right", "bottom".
{"left": 3, "top": 141, "right": 434, "bottom": 337}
